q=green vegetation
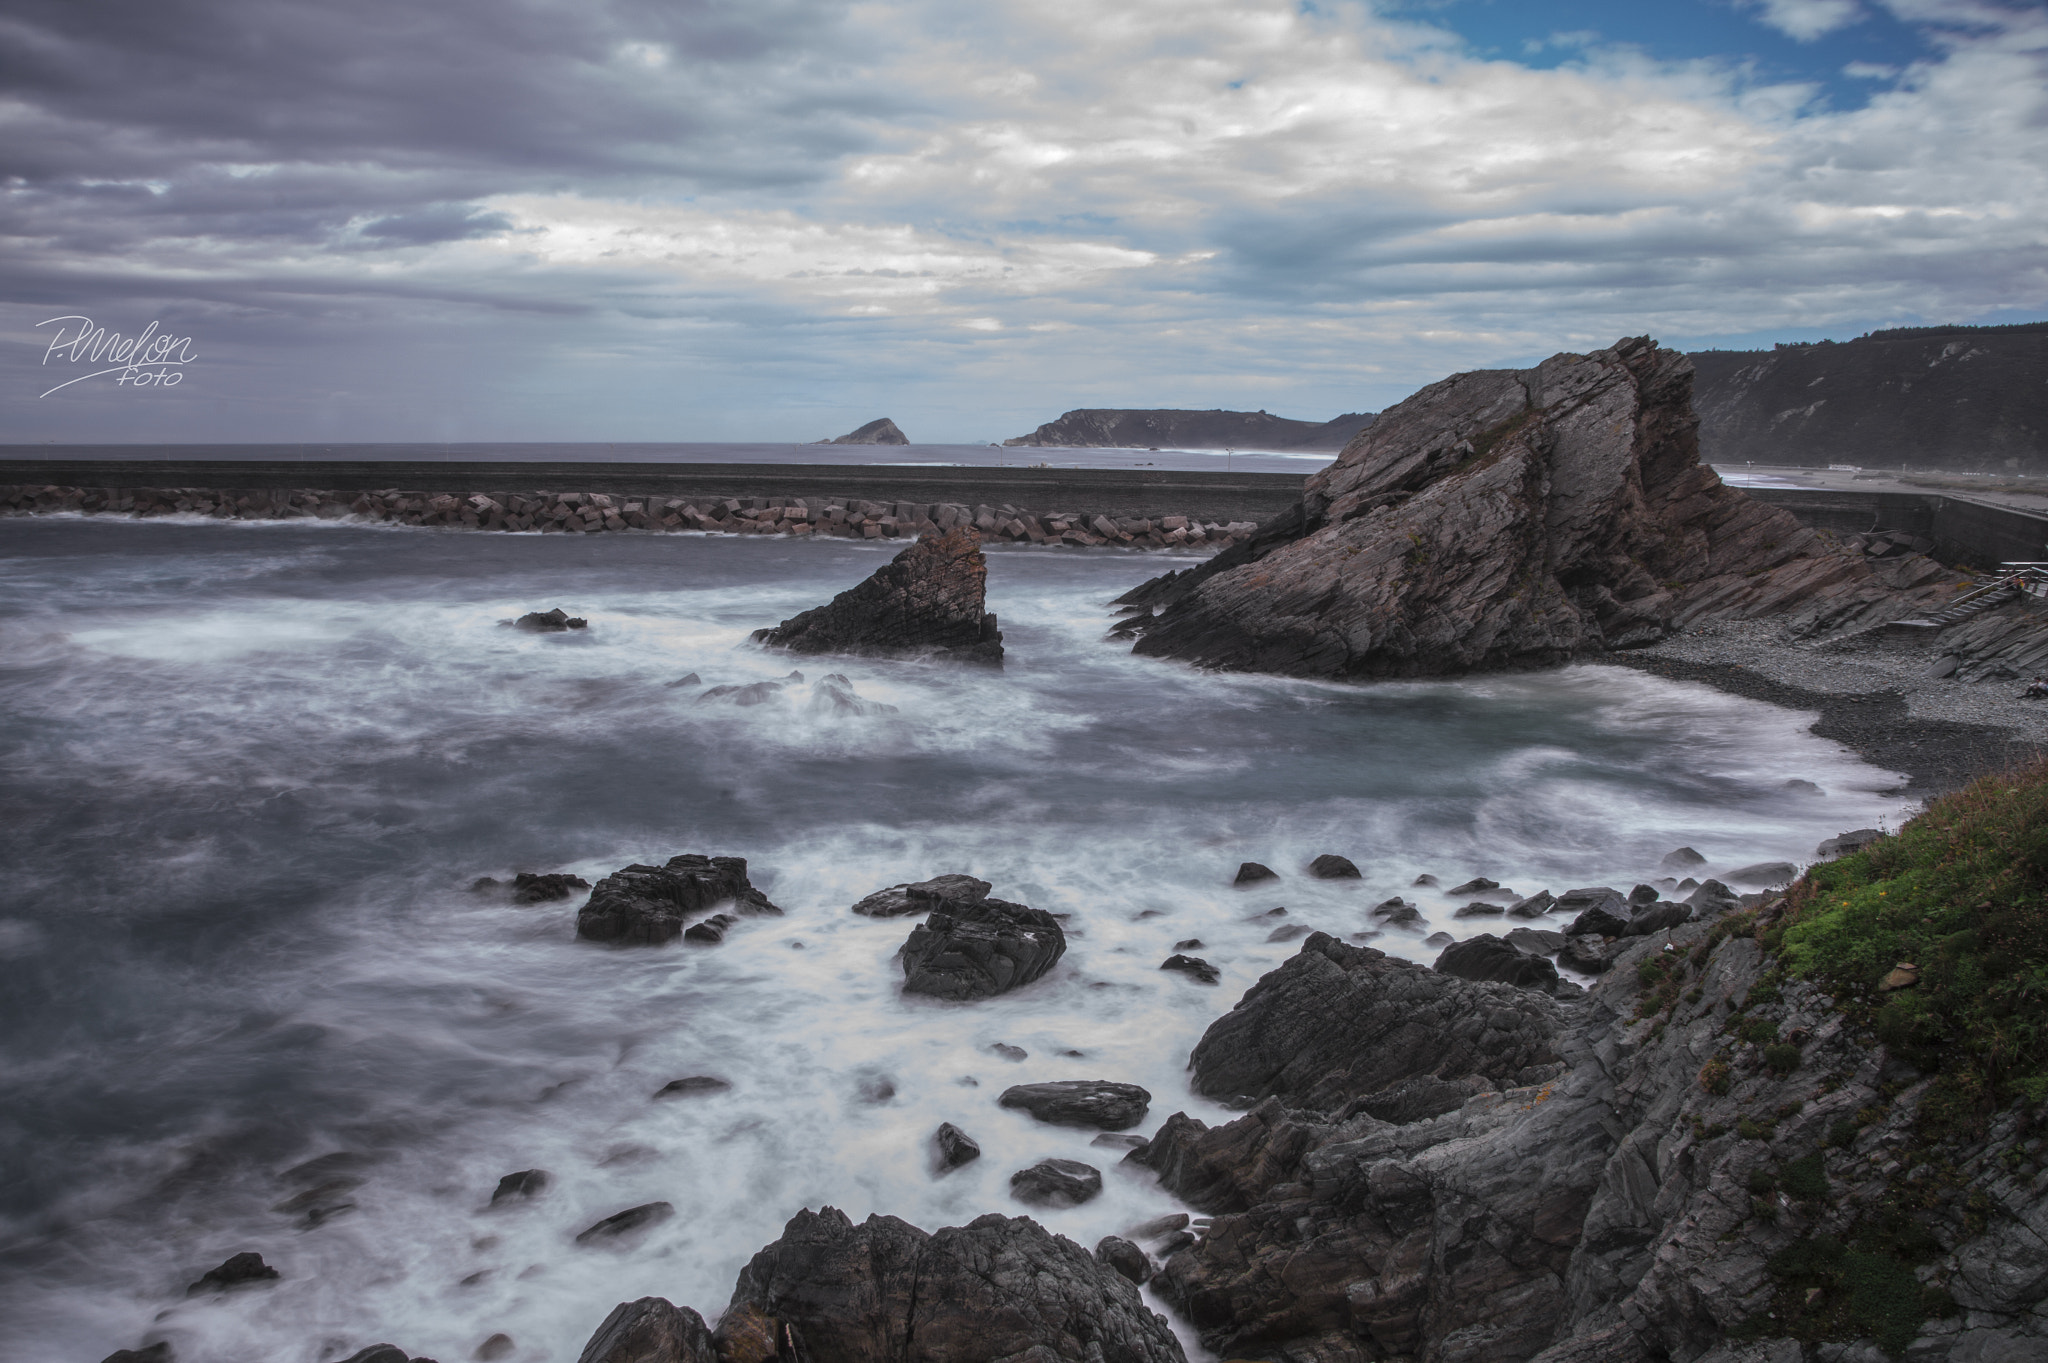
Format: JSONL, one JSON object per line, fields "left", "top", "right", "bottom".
{"left": 1759, "top": 1235, "right": 1953, "bottom": 1355}
{"left": 1780, "top": 1151, "right": 1828, "bottom": 1199}
{"left": 1763, "top": 1042, "right": 1803, "bottom": 1077}
{"left": 1776, "top": 757, "right": 2048, "bottom": 1135}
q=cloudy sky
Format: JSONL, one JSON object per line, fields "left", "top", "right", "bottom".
{"left": 5, "top": 0, "right": 2044, "bottom": 445}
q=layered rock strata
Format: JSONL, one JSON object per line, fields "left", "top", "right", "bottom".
{"left": 752, "top": 529, "right": 1005, "bottom": 665}
{"left": 0, "top": 484, "right": 1256, "bottom": 550}
{"left": 1113, "top": 338, "right": 1963, "bottom": 678}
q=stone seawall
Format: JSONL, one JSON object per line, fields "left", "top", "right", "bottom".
{"left": 0, "top": 482, "right": 1259, "bottom": 550}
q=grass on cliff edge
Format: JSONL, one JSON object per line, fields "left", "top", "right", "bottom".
{"left": 1772, "top": 754, "right": 2048, "bottom": 1128}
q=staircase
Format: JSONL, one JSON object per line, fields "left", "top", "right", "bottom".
{"left": 1891, "top": 563, "right": 2048, "bottom": 631}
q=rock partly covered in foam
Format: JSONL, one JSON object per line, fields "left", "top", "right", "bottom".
{"left": 751, "top": 528, "right": 1004, "bottom": 665}
{"left": 1112, "top": 337, "right": 1959, "bottom": 678}
{"left": 707, "top": 1207, "right": 1186, "bottom": 1362}
{"left": 575, "top": 854, "right": 781, "bottom": 945}
{"left": 850, "top": 873, "right": 992, "bottom": 918}
{"left": 899, "top": 897, "right": 1066, "bottom": 999}
{"left": 999, "top": 1080, "right": 1152, "bottom": 1130}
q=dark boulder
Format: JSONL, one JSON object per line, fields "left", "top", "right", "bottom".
{"left": 655, "top": 1076, "right": 731, "bottom": 1099}
{"left": 1628, "top": 883, "right": 1660, "bottom": 906}
{"left": 1010, "top": 1158, "right": 1104, "bottom": 1208}
{"left": 900, "top": 898, "right": 1066, "bottom": 999}
{"left": 1185, "top": 933, "right": 1562, "bottom": 1112}
{"left": 850, "top": 873, "right": 991, "bottom": 918}
{"left": 933, "top": 1123, "right": 980, "bottom": 1171}
{"left": 186, "top": 1251, "right": 279, "bottom": 1295}
{"left": 1161, "top": 954, "right": 1220, "bottom": 984}
{"left": 988, "top": 1042, "right": 1028, "bottom": 1061}
{"left": 1174, "top": 937, "right": 1204, "bottom": 950}
{"left": 999, "top": 1080, "right": 1151, "bottom": 1130}
{"left": 1558, "top": 887, "right": 1631, "bottom": 938}
{"left": 663, "top": 672, "right": 701, "bottom": 688}
{"left": 1557, "top": 934, "right": 1622, "bottom": 974}
{"left": 1505, "top": 927, "right": 1568, "bottom": 954}
{"left": 99, "top": 1348, "right": 172, "bottom": 1363}
{"left": 1307, "top": 853, "right": 1361, "bottom": 879}
{"left": 577, "top": 855, "right": 781, "bottom": 945}
{"left": 1452, "top": 901, "right": 1504, "bottom": 918}
{"left": 1433, "top": 933, "right": 1561, "bottom": 993}
{"left": 1685, "top": 878, "right": 1741, "bottom": 914}
{"left": 1411, "top": 873, "right": 1439, "bottom": 887}
{"left": 1724, "top": 860, "right": 1797, "bottom": 886}
{"left": 334, "top": 1348, "right": 415, "bottom": 1363}
{"left": 1507, "top": 890, "right": 1557, "bottom": 918}
{"left": 1092, "top": 1133, "right": 1148, "bottom": 1151}
{"left": 1624, "top": 901, "right": 1693, "bottom": 936}
{"left": 1233, "top": 861, "right": 1278, "bottom": 885}
{"left": 717, "top": 1207, "right": 1184, "bottom": 1362}
{"left": 1371, "top": 898, "right": 1421, "bottom": 924}
{"left": 490, "top": 1169, "right": 549, "bottom": 1205}
{"left": 515, "top": 608, "right": 586, "bottom": 631}
{"left": 1446, "top": 877, "right": 1499, "bottom": 894}
{"left": 1659, "top": 846, "right": 1707, "bottom": 869}
{"left": 1095, "top": 1235, "right": 1152, "bottom": 1285}
{"left": 575, "top": 1202, "right": 675, "bottom": 1245}
{"left": 574, "top": 1297, "right": 717, "bottom": 1363}
{"left": 512, "top": 872, "right": 589, "bottom": 904}
{"left": 751, "top": 528, "right": 1003, "bottom": 665}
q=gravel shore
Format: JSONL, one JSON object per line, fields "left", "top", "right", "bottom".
{"left": 1598, "top": 619, "right": 2048, "bottom": 794}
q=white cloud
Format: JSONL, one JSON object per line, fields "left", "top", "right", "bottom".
{"left": 1745, "top": 0, "right": 1867, "bottom": 42}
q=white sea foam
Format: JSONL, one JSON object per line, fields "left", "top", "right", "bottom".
{"left": 0, "top": 518, "right": 1914, "bottom": 1363}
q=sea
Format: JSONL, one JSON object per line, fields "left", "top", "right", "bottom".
{"left": 0, "top": 509, "right": 1914, "bottom": 1363}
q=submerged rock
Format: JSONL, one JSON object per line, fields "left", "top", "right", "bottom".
{"left": 1307, "top": 853, "right": 1361, "bottom": 879}
{"left": 695, "top": 681, "right": 782, "bottom": 707}
{"left": 933, "top": 1122, "right": 981, "bottom": 1170}
{"left": 850, "top": 873, "right": 992, "bottom": 918}
{"left": 1094, "top": 1235, "right": 1152, "bottom": 1285}
{"left": 186, "top": 1251, "right": 279, "bottom": 1295}
{"left": 514, "top": 608, "right": 587, "bottom": 631}
{"left": 489, "top": 1169, "right": 549, "bottom": 1205}
{"left": 510, "top": 871, "right": 590, "bottom": 904}
{"left": 751, "top": 528, "right": 1004, "bottom": 665}
{"left": 1011, "top": 1158, "right": 1103, "bottom": 1208}
{"left": 575, "top": 1202, "right": 674, "bottom": 1245}
{"left": 655, "top": 1076, "right": 731, "bottom": 1099}
{"left": 717, "top": 1207, "right": 1185, "bottom": 1362}
{"left": 1111, "top": 337, "right": 1956, "bottom": 678}
{"left": 1161, "top": 953, "right": 1220, "bottom": 984}
{"left": 999, "top": 1080, "right": 1152, "bottom": 1130}
{"left": 1233, "top": 861, "right": 1278, "bottom": 885}
{"left": 810, "top": 673, "right": 898, "bottom": 716}
{"left": 576, "top": 854, "right": 781, "bottom": 945}
{"left": 574, "top": 1297, "right": 717, "bottom": 1363}
{"left": 899, "top": 898, "right": 1066, "bottom": 999}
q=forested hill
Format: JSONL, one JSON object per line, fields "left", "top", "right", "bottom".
{"left": 1691, "top": 322, "right": 2048, "bottom": 470}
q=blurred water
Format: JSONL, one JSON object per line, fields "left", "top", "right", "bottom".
{"left": 0, "top": 517, "right": 1912, "bottom": 1363}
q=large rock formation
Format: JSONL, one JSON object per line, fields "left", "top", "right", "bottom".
{"left": 826, "top": 417, "right": 910, "bottom": 445}
{"left": 752, "top": 529, "right": 1004, "bottom": 665}
{"left": 710, "top": 1207, "right": 1186, "bottom": 1362}
{"left": 899, "top": 897, "right": 1066, "bottom": 999}
{"left": 1004, "top": 408, "right": 1375, "bottom": 450}
{"left": 1113, "top": 338, "right": 1959, "bottom": 678}
{"left": 1118, "top": 913, "right": 2046, "bottom": 1363}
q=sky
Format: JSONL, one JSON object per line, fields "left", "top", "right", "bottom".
{"left": 3, "top": 0, "right": 2044, "bottom": 445}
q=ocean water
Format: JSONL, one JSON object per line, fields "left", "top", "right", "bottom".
{"left": 0, "top": 517, "right": 1914, "bottom": 1363}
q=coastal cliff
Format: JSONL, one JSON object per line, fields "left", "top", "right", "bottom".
{"left": 1112, "top": 338, "right": 1962, "bottom": 679}
{"left": 1004, "top": 408, "right": 1375, "bottom": 450}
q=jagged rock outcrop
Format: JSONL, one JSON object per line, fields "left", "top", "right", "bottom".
{"left": 1113, "top": 338, "right": 1961, "bottom": 678}
{"left": 1118, "top": 909, "right": 2046, "bottom": 1363}
{"left": 575, "top": 854, "right": 781, "bottom": 945}
{"left": 575, "top": 1297, "right": 717, "bottom": 1363}
{"left": 1003, "top": 407, "right": 1375, "bottom": 450}
{"left": 712, "top": 1207, "right": 1186, "bottom": 1362}
{"left": 899, "top": 897, "right": 1066, "bottom": 999}
{"left": 751, "top": 529, "right": 1004, "bottom": 665}
{"left": 850, "top": 873, "right": 991, "bottom": 918}
{"left": 826, "top": 417, "right": 910, "bottom": 445}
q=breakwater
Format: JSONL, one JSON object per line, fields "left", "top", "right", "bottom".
{"left": 0, "top": 470, "right": 1281, "bottom": 549}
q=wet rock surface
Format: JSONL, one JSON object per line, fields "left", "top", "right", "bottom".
{"left": 1160, "top": 953, "right": 1220, "bottom": 984}
{"left": 1113, "top": 338, "right": 1961, "bottom": 678}
{"left": 489, "top": 1169, "right": 549, "bottom": 1205}
{"left": 932, "top": 1122, "right": 980, "bottom": 1171}
{"left": 574, "top": 1297, "right": 717, "bottom": 1363}
{"left": 575, "top": 1202, "right": 674, "bottom": 1245}
{"left": 899, "top": 898, "right": 1066, "bottom": 999}
{"left": 1010, "top": 1158, "right": 1104, "bottom": 1208}
{"left": 575, "top": 854, "right": 781, "bottom": 945}
{"left": 514, "top": 607, "right": 586, "bottom": 631}
{"left": 751, "top": 528, "right": 1004, "bottom": 665}
{"left": 999, "top": 1080, "right": 1152, "bottom": 1130}
{"left": 186, "top": 1251, "right": 279, "bottom": 1295}
{"left": 850, "top": 873, "right": 992, "bottom": 918}
{"left": 714, "top": 1207, "right": 1186, "bottom": 1362}
{"left": 1434, "top": 932, "right": 1563, "bottom": 993}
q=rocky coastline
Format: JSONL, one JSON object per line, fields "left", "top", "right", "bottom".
{"left": 0, "top": 482, "right": 1257, "bottom": 551}
{"left": 140, "top": 806, "right": 2046, "bottom": 1363}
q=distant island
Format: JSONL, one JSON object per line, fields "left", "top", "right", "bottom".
{"left": 1691, "top": 320, "right": 2048, "bottom": 471}
{"left": 822, "top": 417, "right": 909, "bottom": 446}
{"left": 1002, "top": 408, "right": 1376, "bottom": 450}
